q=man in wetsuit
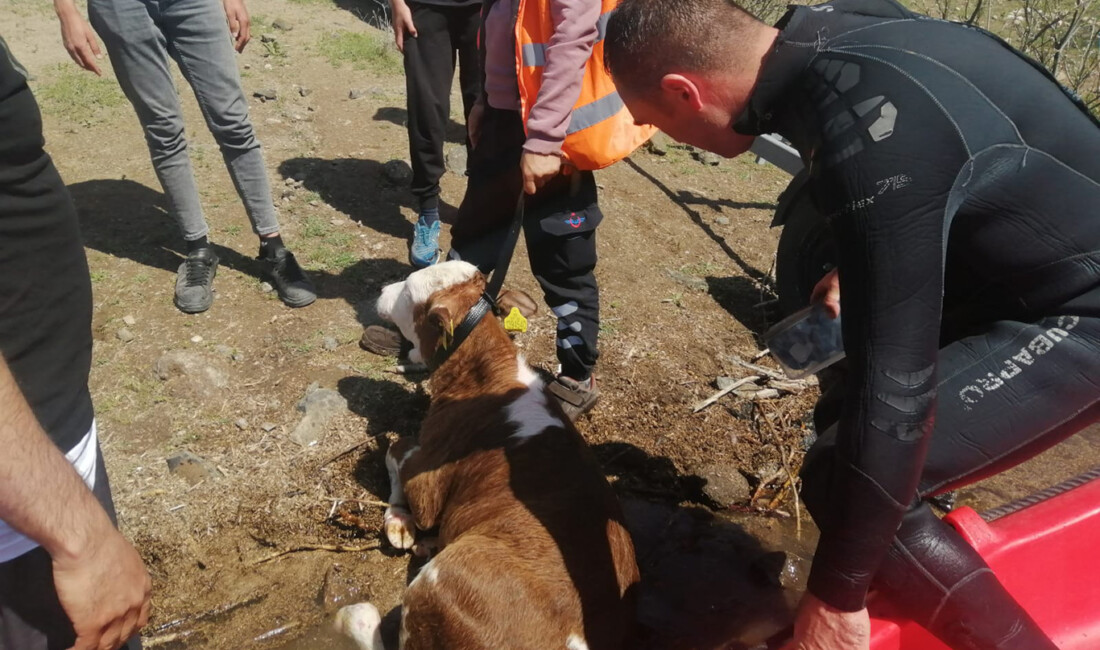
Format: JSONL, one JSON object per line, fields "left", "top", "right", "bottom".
{"left": 604, "top": 0, "right": 1100, "bottom": 648}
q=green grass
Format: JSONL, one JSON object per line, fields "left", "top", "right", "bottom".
{"left": 298, "top": 215, "right": 360, "bottom": 272}
{"left": 89, "top": 270, "right": 109, "bottom": 284}
{"left": 34, "top": 64, "right": 127, "bottom": 125}
{"left": 315, "top": 30, "right": 401, "bottom": 74}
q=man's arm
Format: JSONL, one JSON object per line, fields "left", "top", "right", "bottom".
{"left": 0, "top": 356, "right": 150, "bottom": 650}
{"left": 53, "top": 0, "right": 103, "bottom": 75}
{"left": 520, "top": 0, "right": 600, "bottom": 193}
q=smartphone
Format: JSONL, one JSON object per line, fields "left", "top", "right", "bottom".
{"left": 763, "top": 305, "right": 845, "bottom": 379}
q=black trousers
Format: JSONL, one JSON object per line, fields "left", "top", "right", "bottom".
{"left": 802, "top": 295, "right": 1100, "bottom": 649}
{"left": 449, "top": 107, "right": 601, "bottom": 381}
{"left": 0, "top": 448, "right": 142, "bottom": 650}
{"left": 403, "top": 1, "right": 480, "bottom": 212}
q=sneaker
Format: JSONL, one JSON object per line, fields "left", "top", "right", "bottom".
{"left": 174, "top": 248, "right": 219, "bottom": 314}
{"left": 359, "top": 325, "right": 412, "bottom": 358}
{"left": 548, "top": 374, "right": 600, "bottom": 422}
{"left": 410, "top": 216, "right": 441, "bottom": 268}
{"left": 260, "top": 247, "right": 317, "bottom": 308}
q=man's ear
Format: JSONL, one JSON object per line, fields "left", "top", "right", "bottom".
{"left": 660, "top": 73, "right": 705, "bottom": 112}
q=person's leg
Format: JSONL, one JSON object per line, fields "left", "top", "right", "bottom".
{"left": 0, "top": 448, "right": 141, "bottom": 650}
{"left": 802, "top": 312, "right": 1100, "bottom": 649}
{"left": 523, "top": 172, "right": 603, "bottom": 420}
{"left": 88, "top": 0, "right": 219, "bottom": 313}
{"left": 405, "top": 2, "right": 454, "bottom": 267}
{"left": 451, "top": 3, "right": 481, "bottom": 155}
{"left": 160, "top": 0, "right": 314, "bottom": 307}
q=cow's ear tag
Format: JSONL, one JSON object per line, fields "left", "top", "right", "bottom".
{"left": 503, "top": 307, "right": 528, "bottom": 333}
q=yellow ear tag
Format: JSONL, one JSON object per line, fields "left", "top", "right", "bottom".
{"left": 503, "top": 307, "right": 528, "bottom": 333}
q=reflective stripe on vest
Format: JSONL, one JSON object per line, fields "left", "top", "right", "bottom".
{"left": 515, "top": 0, "right": 655, "bottom": 170}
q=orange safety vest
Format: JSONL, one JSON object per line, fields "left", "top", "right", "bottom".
{"left": 514, "top": 0, "right": 656, "bottom": 170}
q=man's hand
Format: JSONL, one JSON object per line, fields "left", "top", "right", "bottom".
{"left": 521, "top": 151, "right": 562, "bottom": 195}
{"left": 467, "top": 100, "right": 486, "bottom": 149}
{"left": 811, "top": 268, "right": 841, "bottom": 319}
{"left": 53, "top": 526, "right": 151, "bottom": 650}
{"left": 55, "top": 1, "right": 103, "bottom": 76}
{"left": 223, "top": 0, "right": 251, "bottom": 52}
{"left": 389, "top": 0, "right": 417, "bottom": 52}
{"left": 780, "top": 593, "right": 870, "bottom": 650}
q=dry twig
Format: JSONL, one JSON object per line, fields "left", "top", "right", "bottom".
{"left": 250, "top": 542, "right": 381, "bottom": 566}
{"left": 692, "top": 376, "right": 760, "bottom": 412}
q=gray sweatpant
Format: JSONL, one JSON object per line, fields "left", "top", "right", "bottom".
{"left": 0, "top": 447, "right": 142, "bottom": 650}
{"left": 88, "top": 0, "right": 280, "bottom": 242}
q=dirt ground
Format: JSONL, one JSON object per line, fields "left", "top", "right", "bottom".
{"left": 4, "top": 0, "right": 1099, "bottom": 647}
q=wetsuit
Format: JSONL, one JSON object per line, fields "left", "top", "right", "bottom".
{"left": 733, "top": 0, "right": 1100, "bottom": 646}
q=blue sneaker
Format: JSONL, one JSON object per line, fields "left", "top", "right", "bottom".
{"left": 410, "top": 216, "right": 441, "bottom": 268}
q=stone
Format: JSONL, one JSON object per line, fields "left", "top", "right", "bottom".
{"left": 444, "top": 145, "right": 468, "bottom": 175}
{"left": 254, "top": 88, "right": 277, "bottom": 101}
{"left": 750, "top": 550, "right": 810, "bottom": 590}
{"left": 801, "top": 431, "right": 818, "bottom": 451}
{"left": 298, "top": 86, "right": 312, "bottom": 97}
{"left": 153, "top": 350, "right": 230, "bottom": 400}
{"left": 235, "top": 418, "right": 249, "bottom": 430}
{"left": 260, "top": 33, "right": 277, "bottom": 43}
{"left": 261, "top": 423, "right": 277, "bottom": 433}
{"left": 260, "top": 282, "right": 274, "bottom": 293}
{"left": 116, "top": 328, "right": 135, "bottom": 343}
{"left": 291, "top": 385, "right": 349, "bottom": 446}
{"left": 697, "top": 463, "right": 752, "bottom": 507}
{"left": 644, "top": 131, "right": 671, "bottom": 156}
{"left": 272, "top": 17, "right": 293, "bottom": 31}
{"left": 322, "top": 336, "right": 339, "bottom": 351}
{"left": 318, "top": 564, "right": 366, "bottom": 612}
{"left": 665, "top": 269, "right": 708, "bottom": 291}
{"left": 190, "top": 335, "right": 203, "bottom": 343}
{"left": 214, "top": 344, "right": 235, "bottom": 359}
{"left": 122, "top": 315, "right": 137, "bottom": 326}
{"left": 382, "top": 159, "right": 413, "bottom": 186}
{"left": 699, "top": 151, "right": 721, "bottom": 166}
{"left": 309, "top": 200, "right": 320, "bottom": 207}
{"left": 166, "top": 451, "right": 220, "bottom": 486}
{"left": 716, "top": 376, "right": 736, "bottom": 390}
{"left": 716, "top": 216, "right": 731, "bottom": 226}
{"left": 348, "top": 89, "right": 367, "bottom": 100}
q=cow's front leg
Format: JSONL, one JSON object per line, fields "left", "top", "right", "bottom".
{"left": 384, "top": 437, "right": 419, "bottom": 550}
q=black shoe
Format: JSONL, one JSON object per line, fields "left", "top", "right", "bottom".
{"left": 260, "top": 248, "right": 316, "bottom": 308}
{"left": 174, "top": 248, "right": 219, "bottom": 314}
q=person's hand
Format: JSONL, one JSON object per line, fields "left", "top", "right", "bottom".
{"left": 223, "top": 0, "right": 251, "bottom": 52}
{"left": 810, "top": 268, "right": 841, "bottom": 319}
{"left": 520, "top": 151, "right": 562, "bottom": 195}
{"left": 52, "top": 526, "right": 152, "bottom": 650}
{"left": 389, "top": 0, "right": 417, "bottom": 52}
{"left": 55, "top": 6, "right": 103, "bottom": 76}
{"left": 467, "top": 100, "right": 486, "bottom": 149}
{"left": 780, "top": 593, "right": 870, "bottom": 650}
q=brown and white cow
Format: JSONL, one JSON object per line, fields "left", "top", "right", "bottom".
{"left": 336, "top": 261, "right": 638, "bottom": 650}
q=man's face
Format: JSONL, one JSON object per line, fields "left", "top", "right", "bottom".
{"left": 619, "top": 78, "right": 755, "bottom": 158}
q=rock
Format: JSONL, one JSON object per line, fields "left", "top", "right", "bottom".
{"left": 298, "top": 86, "right": 312, "bottom": 97}
{"left": 716, "top": 376, "right": 736, "bottom": 390}
{"left": 665, "top": 269, "right": 708, "bottom": 291}
{"left": 754, "top": 461, "right": 781, "bottom": 482}
{"left": 309, "top": 200, "right": 320, "bottom": 207}
{"left": 291, "top": 385, "right": 349, "bottom": 446}
{"left": 348, "top": 89, "right": 367, "bottom": 100}
{"left": 318, "top": 564, "right": 365, "bottom": 612}
{"left": 750, "top": 550, "right": 810, "bottom": 590}
{"left": 644, "top": 131, "right": 671, "bottom": 156}
{"left": 116, "top": 328, "right": 135, "bottom": 343}
{"left": 214, "top": 344, "right": 234, "bottom": 359}
{"left": 801, "top": 431, "right": 818, "bottom": 451}
{"left": 166, "top": 451, "right": 220, "bottom": 486}
{"left": 382, "top": 159, "right": 413, "bottom": 186}
{"left": 232, "top": 351, "right": 244, "bottom": 362}
{"left": 254, "top": 88, "right": 277, "bottom": 101}
{"left": 697, "top": 463, "right": 752, "bottom": 507}
{"left": 122, "top": 315, "right": 137, "bottom": 326}
{"left": 716, "top": 216, "right": 731, "bottom": 226}
{"left": 235, "top": 418, "right": 249, "bottom": 430}
{"left": 153, "top": 350, "right": 230, "bottom": 400}
{"left": 272, "top": 17, "right": 293, "bottom": 31}
{"left": 260, "top": 33, "right": 277, "bottom": 43}
{"left": 260, "top": 282, "right": 274, "bottom": 293}
{"left": 444, "top": 145, "right": 468, "bottom": 175}
{"left": 698, "top": 151, "right": 721, "bottom": 166}
{"left": 261, "top": 423, "right": 277, "bottom": 433}
{"left": 322, "top": 336, "right": 339, "bottom": 351}
{"left": 190, "top": 335, "right": 203, "bottom": 343}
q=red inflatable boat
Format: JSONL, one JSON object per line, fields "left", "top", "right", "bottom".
{"left": 866, "top": 470, "right": 1100, "bottom": 649}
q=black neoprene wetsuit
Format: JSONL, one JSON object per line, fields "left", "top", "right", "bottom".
{"left": 734, "top": 1, "right": 1100, "bottom": 646}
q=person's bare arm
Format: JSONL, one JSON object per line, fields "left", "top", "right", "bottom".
{"left": 0, "top": 357, "right": 150, "bottom": 650}
{"left": 53, "top": 0, "right": 104, "bottom": 75}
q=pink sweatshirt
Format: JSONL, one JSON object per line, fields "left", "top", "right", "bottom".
{"left": 483, "top": 0, "right": 600, "bottom": 156}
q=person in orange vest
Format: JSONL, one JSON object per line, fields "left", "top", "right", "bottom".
{"left": 362, "top": 0, "right": 651, "bottom": 421}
